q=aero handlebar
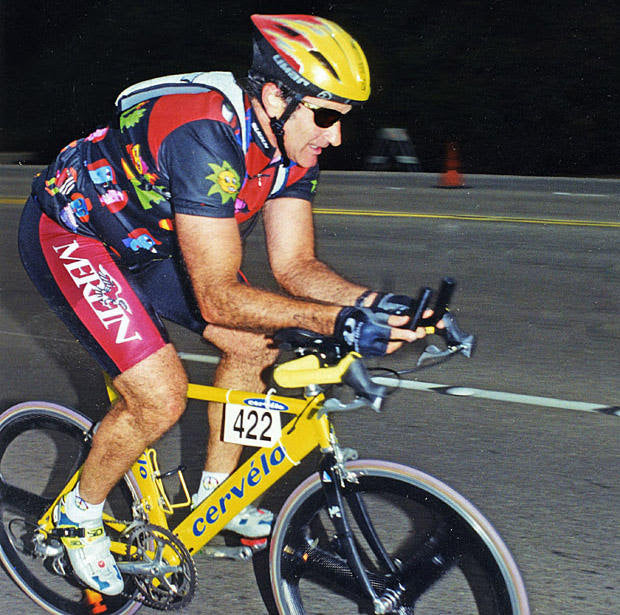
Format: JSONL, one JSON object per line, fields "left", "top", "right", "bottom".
{"left": 273, "top": 277, "right": 475, "bottom": 412}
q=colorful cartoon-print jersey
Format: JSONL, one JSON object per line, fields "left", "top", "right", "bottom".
{"left": 33, "top": 81, "right": 319, "bottom": 269}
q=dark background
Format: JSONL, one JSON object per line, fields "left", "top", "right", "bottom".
{"left": 1, "top": 0, "right": 617, "bottom": 175}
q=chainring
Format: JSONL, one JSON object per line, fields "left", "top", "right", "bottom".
{"left": 123, "top": 523, "right": 197, "bottom": 611}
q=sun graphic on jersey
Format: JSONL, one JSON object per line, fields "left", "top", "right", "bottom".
{"left": 206, "top": 161, "right": 241, "bottom": 204}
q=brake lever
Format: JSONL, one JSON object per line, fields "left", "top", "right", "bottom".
{"left": 318, "top": 396, "right": 382, "bottom": 418}
{"left": 417, "top": 343, "right": 461, "bottom": 366}
{"left": 438, "top": 312, "right": 476, "bottom": 357}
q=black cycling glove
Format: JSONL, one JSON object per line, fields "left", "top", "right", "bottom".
{"left": 334, "top": 306, "right": 392, "bottom": 357}
{"left": 356, "top": 290, "right": 416, "bottom": 316}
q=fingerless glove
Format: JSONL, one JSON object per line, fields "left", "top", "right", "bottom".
{"left": 334, "top": 307, "right": 391, "bottom": 357}
{"left": 356, "top": 291, "right": 416, "bottom": 316}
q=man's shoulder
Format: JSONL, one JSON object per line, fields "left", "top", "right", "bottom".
{"left": 150, "top": 90, "right": 239, "bottom": 132}
{"left": 147, "top": 89, "right": 245, "bottom": 166}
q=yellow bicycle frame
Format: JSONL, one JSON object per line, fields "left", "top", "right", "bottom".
{"left": 36, "top": 352, "right": 361, "bottom": 559}
{"left": 154, "top": 384, "right": 330, "bottom": 554}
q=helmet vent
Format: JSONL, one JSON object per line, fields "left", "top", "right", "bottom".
{"left": 276, "top": 24, "right": 302, "bottom": 37}
{"left": 309, "top": 50, "right": 340, "bottom": 80}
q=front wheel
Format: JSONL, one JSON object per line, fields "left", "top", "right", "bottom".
{"left": 0, "top": 402, "right": 143, "bottom": 615}
{"left": 269, "top": 459, "right": 529, "bottom": 615}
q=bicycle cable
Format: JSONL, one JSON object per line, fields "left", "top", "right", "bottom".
{"left": 395, "top": 351, "right": 459, "bottom": 376}
{"left": 285, "top": 394, "right": 321, "bottom": 434}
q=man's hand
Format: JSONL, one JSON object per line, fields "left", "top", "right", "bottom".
{"left": 356, "top": 290, "right": 415, "bottom": 316}
{"left": 334, "top": 307, "right": 418, "bottom": 357}
{"left": 356, "top": 290, "right": 444, "bottom": 340}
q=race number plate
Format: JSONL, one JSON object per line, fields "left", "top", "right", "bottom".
{"left": 223, "top": 403, "right": 282, "bottom": 447}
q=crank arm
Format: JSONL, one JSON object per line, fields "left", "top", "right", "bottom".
{"left": 116, "top": 560, "right": 181, "bottom": 576}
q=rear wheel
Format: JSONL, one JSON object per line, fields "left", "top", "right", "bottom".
{"left": 0, "top": 402, "right": 143, "bottom": 615}
{"left": 269, "top": 460, "right": 529, "bottom": 614}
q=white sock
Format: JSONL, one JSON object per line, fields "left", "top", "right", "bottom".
{"left": 64, "top": 483, "right": 105, "bottom": 523}
{"left": 196, "top": 471, "right": 229, "bottom": 501}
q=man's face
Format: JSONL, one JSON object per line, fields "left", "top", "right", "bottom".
{"left": 283, "top": 96, "right": 352, "bottom": 168}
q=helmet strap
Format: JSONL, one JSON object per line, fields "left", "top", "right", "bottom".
{"left": 268, "top": 96, "right": 301, "bottom": 167}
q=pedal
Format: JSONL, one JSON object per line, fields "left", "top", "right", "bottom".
{"left": 240, "top": 536, "right": 268, "bottom": 553}
{"left": 201, "top": 544, "right": 254, "bottom": 560}
{"left": 200, "top": 537, "right": 268, "bottom": 560}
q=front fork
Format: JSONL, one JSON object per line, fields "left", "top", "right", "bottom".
{"left": 318, "top": 453, "right": 406, "bottom": 615}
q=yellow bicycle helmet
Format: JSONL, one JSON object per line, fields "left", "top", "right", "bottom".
{"left": 250, "top": 14, "right": 371, "bottom": 105}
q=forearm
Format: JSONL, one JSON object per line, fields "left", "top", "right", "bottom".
{"left": 275, "top": 257, "right": 368, "bottom": 306}
{"left": 197, "top": 280, "right": 341, "bottom": 336}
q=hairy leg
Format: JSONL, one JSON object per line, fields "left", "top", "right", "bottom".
{"left": 78, "top": 344, "right": 188, "bottom": 504}
{"left": 202, "top": 325, "right": 279, "bottom": 474}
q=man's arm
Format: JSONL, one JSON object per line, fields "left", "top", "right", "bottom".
{"left": 175, "top": 213, "right": 341, "bottom": 335}
{"left": 263, "top": 197, "right": 369, "bottom": 305}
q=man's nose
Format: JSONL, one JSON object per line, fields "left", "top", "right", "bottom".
{"left": 325, "top": 122, "right": 342, "bottom": 147}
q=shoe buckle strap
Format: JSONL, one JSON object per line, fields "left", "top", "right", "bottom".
{"left": 50, "top": 527, "right": 86, "bottom": 539}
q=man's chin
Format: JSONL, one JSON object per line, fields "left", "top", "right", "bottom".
{"left": 292, "top": 152, "right": 319, "bottom": 168}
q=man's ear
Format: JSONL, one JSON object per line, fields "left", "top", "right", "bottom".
{"left": 261, "top": 83, "right": 287, "bottom": 118}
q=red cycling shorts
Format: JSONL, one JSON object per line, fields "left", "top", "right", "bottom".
{"left": 19, "top": 198, "right": 207, "bottom": 376}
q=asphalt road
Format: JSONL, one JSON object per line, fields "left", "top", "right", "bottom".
{"left": 1, "top": 167, "right": 618, "bottom": 614}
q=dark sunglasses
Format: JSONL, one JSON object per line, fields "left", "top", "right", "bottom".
{"left": 299, "top": 100, "right": 348, "bottom": 128}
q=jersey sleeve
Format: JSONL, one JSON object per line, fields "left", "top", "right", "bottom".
{"left": 158, "top": 119, "right": 245, "bottom": 218}
{"left": 271, "top": 164, "right": 319, "bottom": 202}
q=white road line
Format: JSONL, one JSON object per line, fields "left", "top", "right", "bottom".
{"left": 178, "top": 352, "right": 618, "bottom": 416}
{"left": 178, "top": 352, "right": 221, "bottom": 365}
{"left": 553, "top": 192, "right": 610, "bottom": 198}
{"left": 372, "top": 377, "right": 618, "bottom": 416}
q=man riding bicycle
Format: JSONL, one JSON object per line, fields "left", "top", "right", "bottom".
{"left": 18, "top": 14, "right": 429, "bottom": 595}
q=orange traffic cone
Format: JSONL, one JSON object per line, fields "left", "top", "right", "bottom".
{"left": 438, "top": 142, "right": 466, "bottom": 188}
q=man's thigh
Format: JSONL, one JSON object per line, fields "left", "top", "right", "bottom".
{"left": 19, "top": 201, "right": 170, "bottom": 376}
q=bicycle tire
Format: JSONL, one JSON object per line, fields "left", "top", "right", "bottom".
{"left": 0, "top": 402, "right": 143, "bottom": 615}
{"left": 269, "top": 459, "right": 529, "bottom": 615}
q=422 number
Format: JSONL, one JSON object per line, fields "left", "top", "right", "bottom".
{"left": 223, "top": 403, "right": 282, "bottom": 447}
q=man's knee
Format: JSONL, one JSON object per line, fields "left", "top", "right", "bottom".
{"left": 112, "top": 345, "right": 188, "bottom": 435}
{"left": 204, "top": 326, "right": 279, "bottom": 369}
{"left": 228, "top": 338, "right": 279, "bottom": 368}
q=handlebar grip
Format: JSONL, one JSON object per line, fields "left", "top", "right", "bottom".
{"left": 409, "top": 287, "right": 433, "bottom": 330}
{"left": 421, "top": 277, "right": 456, "bottom": 327}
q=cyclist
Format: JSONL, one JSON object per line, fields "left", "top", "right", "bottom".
{"left": 18, "top": 14, "right": 428, "bottom": 595}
